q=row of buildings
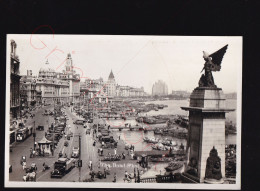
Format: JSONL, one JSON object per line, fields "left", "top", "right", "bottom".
{"left": 9, "top": 40, "right": 146, "bottom": 121}
{"left": 80, "top": 70, "right": 146, "bottom": 104}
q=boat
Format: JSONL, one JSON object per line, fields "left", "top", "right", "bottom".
{"left": 154, "top": 129, "right": 163, "bottom": 135}
{"left": 158, "top": 105, "right": 164, "bottom": 109}
{"left": 165, "top": 162, "right": 183, "bottom": 172}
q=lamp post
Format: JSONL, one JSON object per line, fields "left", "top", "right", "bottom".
{"left": 33, "top": 121, "right": 36, "bottom": 150}
{"left": 78, "top": 134, "right": 82, "bottom": 182}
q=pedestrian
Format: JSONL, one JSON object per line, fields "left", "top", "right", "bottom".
{"left": 30, "top": 148, "right": 33, "bottom": 158}
{"left": 98, "top": 148, "right": 100, "bottom": 154}
{"left": 131, "top": 152, "right": 134, "bottom": 160}
{"left": 102, "top": 141, "right": 105, "bottom": 147}
{"left": 98, "top": 159, "right": 101, "bottom": 168}
{"left": 113, "top": 173, "right": 117, "bottom": 183}
{"left": 22, "top": 161, "right": 26, "bottom": 170}
{"left": 100, "top": 148, "right": 103, "bottom": 156}
{"left": 89, "top": 160, "right": 93, "bottom": 170}
{"left": 114, "top": 148, "right": 117, "bottom": 155}
{"left": 118, "top": 135, "right": 120, "bottom": 140}
{"left": 91, "top": 171, "right": 94, "bottom": 180}
{"left": 23, "top": 174, "right": 27, "bottom": 182}
{"left": 104, "top": 168, "right": 107, "bottom": 178}
{"left": 133, "top": 145, "right": 135, "bottom": 151}
{"left": 124, "top": 171, "right": 128, "bottom": 181}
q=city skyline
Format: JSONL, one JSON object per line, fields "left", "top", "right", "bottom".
{"left": 7, "top": 35, "right": 242, "bottom": 94}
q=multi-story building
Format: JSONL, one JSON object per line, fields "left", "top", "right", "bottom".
{"left": 20, "top": 70, "right": 38, "bottom": 108}
{"left": 80, "top": 78, "right": 107, "bottom": 104}
{"left": 10, "top": 40, "right": 21, "bottom": 120}
{"left": 105, "top": 70, "right": 116, "bottom": 97}
{"left": 37, "top": 60, "right": 70, "bottom": 105}
{"left": 57, "top": 53, "right": 80, "bottom": 105}
{"left": 79, "top": 69, "right": 146, "bottom": 100}
{"left": 115, "top": 85, "right": 145, "bottom": 98}
{"left": 152, "top": 80, "right": 168, "bottom": 96}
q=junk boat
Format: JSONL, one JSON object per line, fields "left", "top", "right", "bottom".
{"left": 165, "top": 162, "right": 183, "bottom": 172}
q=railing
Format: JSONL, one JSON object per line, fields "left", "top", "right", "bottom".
{"left": 140, "top": 174, "right": 174, "bottom": 183}
{"left": 140, "top": 177, "right": 157, "bottom": 183}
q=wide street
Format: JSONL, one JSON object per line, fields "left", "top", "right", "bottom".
{"left": 9, "top": 105, "right": 102, "bottom": 182}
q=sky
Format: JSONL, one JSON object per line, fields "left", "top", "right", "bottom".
{"left": 7, "top": 35, "right": 242, "bottom": 94}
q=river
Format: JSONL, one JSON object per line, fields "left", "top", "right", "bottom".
{"left": 110, "top": 99, "right": 238, "bottom": 151}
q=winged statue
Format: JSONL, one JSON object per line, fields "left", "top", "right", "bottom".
{"left": 199, "top": 45, "right": 228, "bottom": 88}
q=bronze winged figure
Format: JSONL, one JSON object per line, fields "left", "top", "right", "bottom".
{"left": 199, "top": 44, "right": 228, "bottom": 88}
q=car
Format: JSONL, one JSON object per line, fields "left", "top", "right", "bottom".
{"left": 73, "top": 119, "right": 85, "bottom": 125}
{"left": 71, "top": 147, "right": 79, "bottom": 158}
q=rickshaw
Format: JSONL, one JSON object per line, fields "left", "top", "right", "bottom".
{"left": 25, "top": 163, "right": 37, "bottom": 173}
{"left": 23, "top": 171, "right": 36, "bottom": 181}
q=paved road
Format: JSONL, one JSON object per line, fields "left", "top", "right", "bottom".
{"left": 9, "top": 106, "right": 145, "bottom": 182}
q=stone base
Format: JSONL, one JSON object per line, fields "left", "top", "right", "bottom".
{"left": 204, "top": 178, "right": 225, "bottom": 184}
{"left": 181, "top": 173, "right": 200, "bottom": 183}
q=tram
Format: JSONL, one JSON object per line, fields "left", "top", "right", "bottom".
{"left": 16, "top": 126, "right": 33, "bottom": 142}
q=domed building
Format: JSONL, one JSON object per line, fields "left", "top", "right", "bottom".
{"left": 38, "top": 60, "right": 56, "bottom": 79}
{"left": 36, "top": 60, "right": 70, "bottom": 105}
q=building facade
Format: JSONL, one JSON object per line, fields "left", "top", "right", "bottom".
{"left": 10, "top": 40, "right": 21, "bottom": 120}
{"left": 105, "top": 70, "right": 116, "bottom": 97}
{"left": 80, "top": 78, "right": 108, "bottom": 104}
{"left": 57, "top": 53, "right": 80, "bottom": 105}
{"left": 152, "top": 80, "right": 168, "bottom": 96}
{"left": 20, "top": 70, "right": 38, "bottom": 108}
{"left": 37, "top": 60, "right": 70, "bottom": 105}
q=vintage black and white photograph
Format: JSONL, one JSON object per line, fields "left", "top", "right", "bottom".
{"left": 5, "top": 35, "right": 242, "bottom": 189}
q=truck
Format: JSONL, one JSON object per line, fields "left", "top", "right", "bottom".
{"left": 51, "top": 158, "right": 75, "bottom": 178}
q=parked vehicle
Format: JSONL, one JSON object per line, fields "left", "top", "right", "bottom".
{"left": 73, "top": 120, "right": 85, "bottom": 125}
{"left": 51, "top": 158, "right": 75, "bottom": 178}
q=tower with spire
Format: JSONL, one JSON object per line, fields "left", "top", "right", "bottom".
{"left": 106, "top": 69, "right": 116, "bottom": 97}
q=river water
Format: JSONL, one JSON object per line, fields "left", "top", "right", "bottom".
{"left": 110, "top": 99, "right": 237, "bottom": 152}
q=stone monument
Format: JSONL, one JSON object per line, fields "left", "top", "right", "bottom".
{"left": 181, "top": 45, "right": 235, "bottom": 183}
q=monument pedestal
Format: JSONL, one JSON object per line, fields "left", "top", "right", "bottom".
{"left": 181, "top": 87, "right": 234, "bottom": 183}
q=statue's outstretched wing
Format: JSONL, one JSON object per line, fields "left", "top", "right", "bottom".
{"left": 209, "top": 44, "right": 228, "bottom": 71}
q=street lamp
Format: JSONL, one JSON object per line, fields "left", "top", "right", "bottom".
{"left": 33, "top": 121, "right": 36, "bottom": 150}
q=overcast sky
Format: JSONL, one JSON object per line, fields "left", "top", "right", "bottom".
{"left": 7, "top": 35, "right": 242, "bottom": 94}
